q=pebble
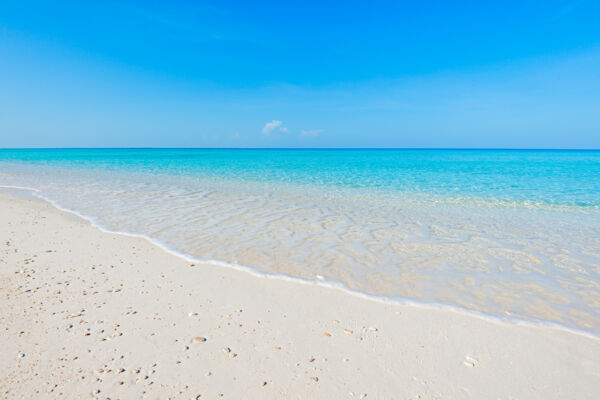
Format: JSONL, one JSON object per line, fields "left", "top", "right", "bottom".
{"left": 260, "top": 381, "right": 267, "bottom": 387}
{"left": 343, "top": 329, "right": 353, "bottom": 334}
{"left": 308, "top": 357, "right": 315, "bottom": 363}
{"left": 463, "top": 356, "right": 478, "bottom": 367}
{"left": 312, "top": 377, "right": 319, "bottom": 383}
{"left": 323, "top": 332, "right": 331, "bottom": 337}
{"left": 221, "top": 347, "right": 237, "bottom": 358}
{"left": 192, "top": 336, "right": 207, "bottom": 344}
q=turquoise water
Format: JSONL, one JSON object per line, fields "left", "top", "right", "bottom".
{"left": 1, "top": 149, "right": 600, "bottom": 334}
{"left": 1, "top": 149, "right": 600, "bottom": 208}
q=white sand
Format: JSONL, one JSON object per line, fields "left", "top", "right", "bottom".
{"left": 1, "top": 191, "right": 599, "bottom": 399}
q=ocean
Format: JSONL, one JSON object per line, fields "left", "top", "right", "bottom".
{"left": 1, "top": 148, "right": 599, "bottom": 335}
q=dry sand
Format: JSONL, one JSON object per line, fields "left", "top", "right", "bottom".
{"left": 1, "top": 190, "right": 599, "bottom": 399}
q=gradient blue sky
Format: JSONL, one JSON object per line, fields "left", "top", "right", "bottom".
{"left": 1, "top": 1, "right": 599, "bottom": 148}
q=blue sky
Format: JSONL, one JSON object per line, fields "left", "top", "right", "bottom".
{"left": 0, "top": 1, "right": 599, "bottom": 148}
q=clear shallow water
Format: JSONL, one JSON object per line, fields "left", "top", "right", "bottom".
{"left": 1, "top": 149, "right": 599, "bottom": 334}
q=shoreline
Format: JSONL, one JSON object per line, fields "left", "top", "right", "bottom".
{"left": 1, "top": 190, "right": 599, "bottom": 398}
{"left": 2, "top": 184, "right": 598, "bottom": 341}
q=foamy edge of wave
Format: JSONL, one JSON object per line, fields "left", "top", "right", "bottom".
{"left": 2, "top": 183, "right": 598, "bottom": 341}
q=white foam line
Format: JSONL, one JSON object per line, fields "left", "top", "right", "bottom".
{"left": 2, "top": 183, "right": 599, "bottom": 341}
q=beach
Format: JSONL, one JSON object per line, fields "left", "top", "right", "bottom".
{"left": 1, "top": 190, "right": 599, "bottom": 399}
{"left": 2, "top": 149, "right": 600, "bottom": 336}
{"left": 3, "top": 0, "right": 600, "bottom": 397}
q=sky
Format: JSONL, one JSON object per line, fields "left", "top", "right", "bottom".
{"left": 0, "top": 0, "right": 599, "bottom": 148}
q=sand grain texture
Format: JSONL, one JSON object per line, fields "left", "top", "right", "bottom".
{"left": 1, "top": 191, "right": 599, "bottom": 399}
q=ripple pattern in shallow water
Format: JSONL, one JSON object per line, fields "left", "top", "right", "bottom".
{"left": 1, "top": 149, "right": 599, "bottom": 334}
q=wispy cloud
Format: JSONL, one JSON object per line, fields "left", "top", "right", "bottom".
{"left": 300, "top": 129, "right": 323, "bottom": 137}
{"left": 262, "top": 120, "right": 288, "bottom": 135}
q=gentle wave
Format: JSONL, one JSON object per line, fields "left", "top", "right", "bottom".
{"left": 2, "top": 184, "right": 599, "bottom": 341}
{"left": 1, "top": 149, "right": 599, "bottom": 335}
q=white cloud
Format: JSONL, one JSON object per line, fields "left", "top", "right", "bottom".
{"left": 262, "top": 120, "right": 283, "bottom": 135}
{"left": 300, "top": 129, "right": 323, "bottom": 137}
{"left": 279, "top": 126, "right": 289, "bottom": 133}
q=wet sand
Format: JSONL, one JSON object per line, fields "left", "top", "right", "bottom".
{"left": 1, "top": 191, "right": 599, "bottom": 399}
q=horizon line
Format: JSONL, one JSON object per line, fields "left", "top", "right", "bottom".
{"left": 1, "top": 147, "right": 599, "bottom": 151}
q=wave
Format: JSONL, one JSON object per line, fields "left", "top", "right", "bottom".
{"left": 2, "top": 183, "right": 599, "bottom": 341}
